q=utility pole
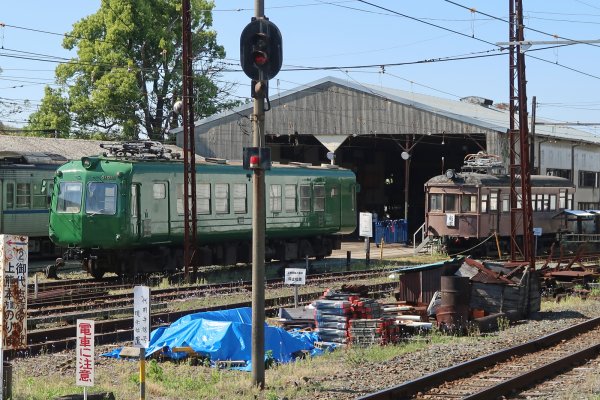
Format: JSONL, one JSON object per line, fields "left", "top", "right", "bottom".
{"left": 530, "top": 96, "right": 536, "bottom": 174}
{"left": 182, "top": 0, "right": 197, "bottom": 281}
{"left": 240, "top": 2, "right": 283, "bottom": 389}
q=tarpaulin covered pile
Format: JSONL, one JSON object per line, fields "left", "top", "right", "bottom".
{"left": 103, "top": 307, "right": 318, "bottom": 370}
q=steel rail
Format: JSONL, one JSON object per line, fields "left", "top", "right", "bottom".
{"left": 357, "top": 315, "right": 600, "bottom": 400}
{"left": 13, "top": 282, "right": 397, "bottom": 357}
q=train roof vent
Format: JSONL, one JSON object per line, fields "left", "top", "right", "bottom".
{"left": 100, "top": 141, "right": 180, "bottom": 161}
{"left": 460, "top": 96, "right": 493, "bottom": 107}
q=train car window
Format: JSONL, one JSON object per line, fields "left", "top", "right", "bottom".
{"left": 460, "top": 195, "right": 476, "bottom": 212}
{"left": 536, "top": 194, "right": 543, "bottom": 211}
{"left": 429, "top": 194, "right": 442, "bottom": 211}
{"left": 444, "top": 194, "right": 458, "bottom": 212}
{"left": 502, "top": 195, "right": 509, "bottom": 212}
{"left": 284, "top": 184, "right": 296, "bottom": 212}
{"left": 549, "top": 194, "right": 557, "bottom": 211}
{"left": 489, "top": 192, "right": 499, "bottom": 211}
{"left": 215, "top": 183, "right": 229, "bottom": 214}
{"left": 57, "top": 182, "right": 82, "bottom": 213}
{"left": 197, "top": 183, "right": 211, "bottom": 214}
{"left": 16, "top": 183, "right": 31, "bottom": 208}
{"left": 299, "top": 185, "right": 311, "bottom": 211}
{"left": 481, "top": 194, "right": 488, "bottom": 213}
{"left": 32, "top": 182, "right": 47, "bottom": 208}
{"left": 176, "top": 184, "right": 184, "bottom": 214}
{"left": 85, "top": 182, "right": 117, "bottom": 215}
{"left": 269, "top": 184, "right": 282, "bottom": 212}
{"left": 153, "top": 183, "right": 166, "bottom": 199}
{"left": 6, "top": 183, "right": 14, "bottom": 209}
{"left": 314, "top": 185, "right": 325, "bottom": 212}
{"left": 233, "top": 183, "right": 246, "bottom": 214}
{"left": 559, "top": 191, "right": 566, "bottom": 209}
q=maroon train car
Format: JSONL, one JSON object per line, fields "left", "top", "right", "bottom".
{"left": 424, "top": 157, "right": 574, "bottom": 256}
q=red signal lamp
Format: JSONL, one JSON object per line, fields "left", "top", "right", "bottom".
{"left": 249, "top": 155, "right": 260, "bottom": 168}
{"left": 253, "top": 51, "right": 268, "bottom": 66}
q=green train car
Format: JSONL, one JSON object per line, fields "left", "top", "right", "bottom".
{"left": 1, "top": 151, "right": 63, "bottom": 257}
{"left": 49, "top": 142, "right": 357, "bottom": 278}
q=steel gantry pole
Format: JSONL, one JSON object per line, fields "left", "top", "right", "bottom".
{"left": 508, "top": 0, "right": 534, "bottom": 266}
{"left": 182, "top": 0, "right": 197, "bottom": 281}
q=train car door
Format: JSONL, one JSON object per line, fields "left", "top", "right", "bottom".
{"left": 130, "top": 184, "right": 141, "bottom": 240}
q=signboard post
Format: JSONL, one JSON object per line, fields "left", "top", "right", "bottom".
{"left": 133, "top": 286, "right": 151, "bottom": 400}
{"left": 76, "top": 319, "right": 95, "bottom": 399}
{"left": 0, "top": 234, "right": 29, "bottom": 400}
{"left": 359, "top": 212, "right": 373, "bottom": 266}
{"left": 533, "top": 227, "right": 542, "bottom": 258}
{"left": 285, "top": 268, "right": 306, "bottom": 308}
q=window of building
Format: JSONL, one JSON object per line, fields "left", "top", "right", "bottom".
{"left": 269, "top": 184, "right": 282, "bottom": 212}
{"left": 16, "top": 183, "right": 31, "bottom": 208}
{"left": 153, "top": 183, "right": 166, "bottom": 199}
{"left": 215, "top": 183, "right": 229, "bottom": 214}
{"left": 546, "top": 168, "right": 572, "bottom": 180}
{"left": 299, "top": 185, "right": 311, "bottom": 211}
{"left": 197, "top": 183, "right": 211, "bottom": 214}
{"left": 579, "top": 171, "right": 598, "bottom": 188}
{"left": 284, "top": 184, "right": 296, "bottom": 212}
{"left": 460, "top": 195, "right": 476, "bottom": 212}
{"left": 232, "top": 183, "right": 246, "bottom": 214}
{"left": 579, "top": 201, "right": 600, "bottom": 210}
{"left": 314, "top": 184, "right": 325, "bottom": 211}
{"left": 429, "top": 194, "right": 442, "bottom": 211}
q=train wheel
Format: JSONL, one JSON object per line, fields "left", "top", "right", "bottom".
{"left": 89, "top": 260, "right": 105, "bottom": 280}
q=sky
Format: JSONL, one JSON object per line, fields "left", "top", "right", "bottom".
{"left": 2, "top": 0, "right": 600, "bottom": 134}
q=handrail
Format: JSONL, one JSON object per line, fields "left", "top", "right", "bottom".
{"left": 562, "top": 233, "right": 600, "bottom": 242}
{"left": 413, "top": 222, "right": 426, "bottom": 251}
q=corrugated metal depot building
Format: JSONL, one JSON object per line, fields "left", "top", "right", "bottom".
{"left": 174, "top": 76, "right": 600, "bottom": 237}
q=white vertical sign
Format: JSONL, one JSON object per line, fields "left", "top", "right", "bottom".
{"left": 359, "top": 212, "right": 373, "bottom": 238}
{"left": 133, "top": 286, "right": 151, "bottom": 348}
{"left": 76, "top": 319, "right": 95, "bottom": 387}
{"left": 0, "top": 234, "right": 29, "bottom": 350}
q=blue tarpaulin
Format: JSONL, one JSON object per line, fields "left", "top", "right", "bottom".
{"left": 103, "top": 307, "right": 317, "bottom": 370}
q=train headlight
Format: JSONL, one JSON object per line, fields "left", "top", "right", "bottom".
{"left": 81, "top": 157, "right": 99, "bottom": 169}
{"left": 115, "top": 234, "right": 121, "bottom": 242}
{"left": 445, "top": 169, "right": 457, "bottom": 180}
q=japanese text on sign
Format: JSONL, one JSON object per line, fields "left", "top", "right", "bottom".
{"left": 0, "top": 235, "right": 29, "bottom": 350}
{"left": 133, "top": 286, "right": 151, "bottom": 348}
{"left": 76, "top": 319, "right": 95, "bottom": 387}
{"left": 284, "top": 268, "right": 306, "bottom": 285}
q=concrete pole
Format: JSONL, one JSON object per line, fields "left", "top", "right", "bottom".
{"left": 251, "top": 0, "right": 266, "bottom": 390}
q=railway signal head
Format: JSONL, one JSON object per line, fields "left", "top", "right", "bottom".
{"left": 240, "top": 18, "right": 283, "bottom": 81}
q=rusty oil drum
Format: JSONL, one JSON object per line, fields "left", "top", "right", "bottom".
{"left": 436, "top": 276, "right": 470, "bottom": 332}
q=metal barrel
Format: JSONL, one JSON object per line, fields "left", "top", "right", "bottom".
{"left": 436, "top": 276, "right": 470, "bottom": 332}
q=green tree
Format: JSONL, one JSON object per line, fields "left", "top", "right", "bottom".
{"left": 26, "top": 87, "right": 71, "bottom": 138}
{"left": 28, "top": 0, "right": 238, "bottom": 140}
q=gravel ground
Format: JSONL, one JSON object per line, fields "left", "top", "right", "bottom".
{"left": 8, "top": 297, "right": 600, "bottom": 400}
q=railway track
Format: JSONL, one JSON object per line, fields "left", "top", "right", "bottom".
{"left": 358, "top": 316, "right": 600, "bottom": 400}
{"left": 15, "top": 281, "right": 398, "bottom": 357}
